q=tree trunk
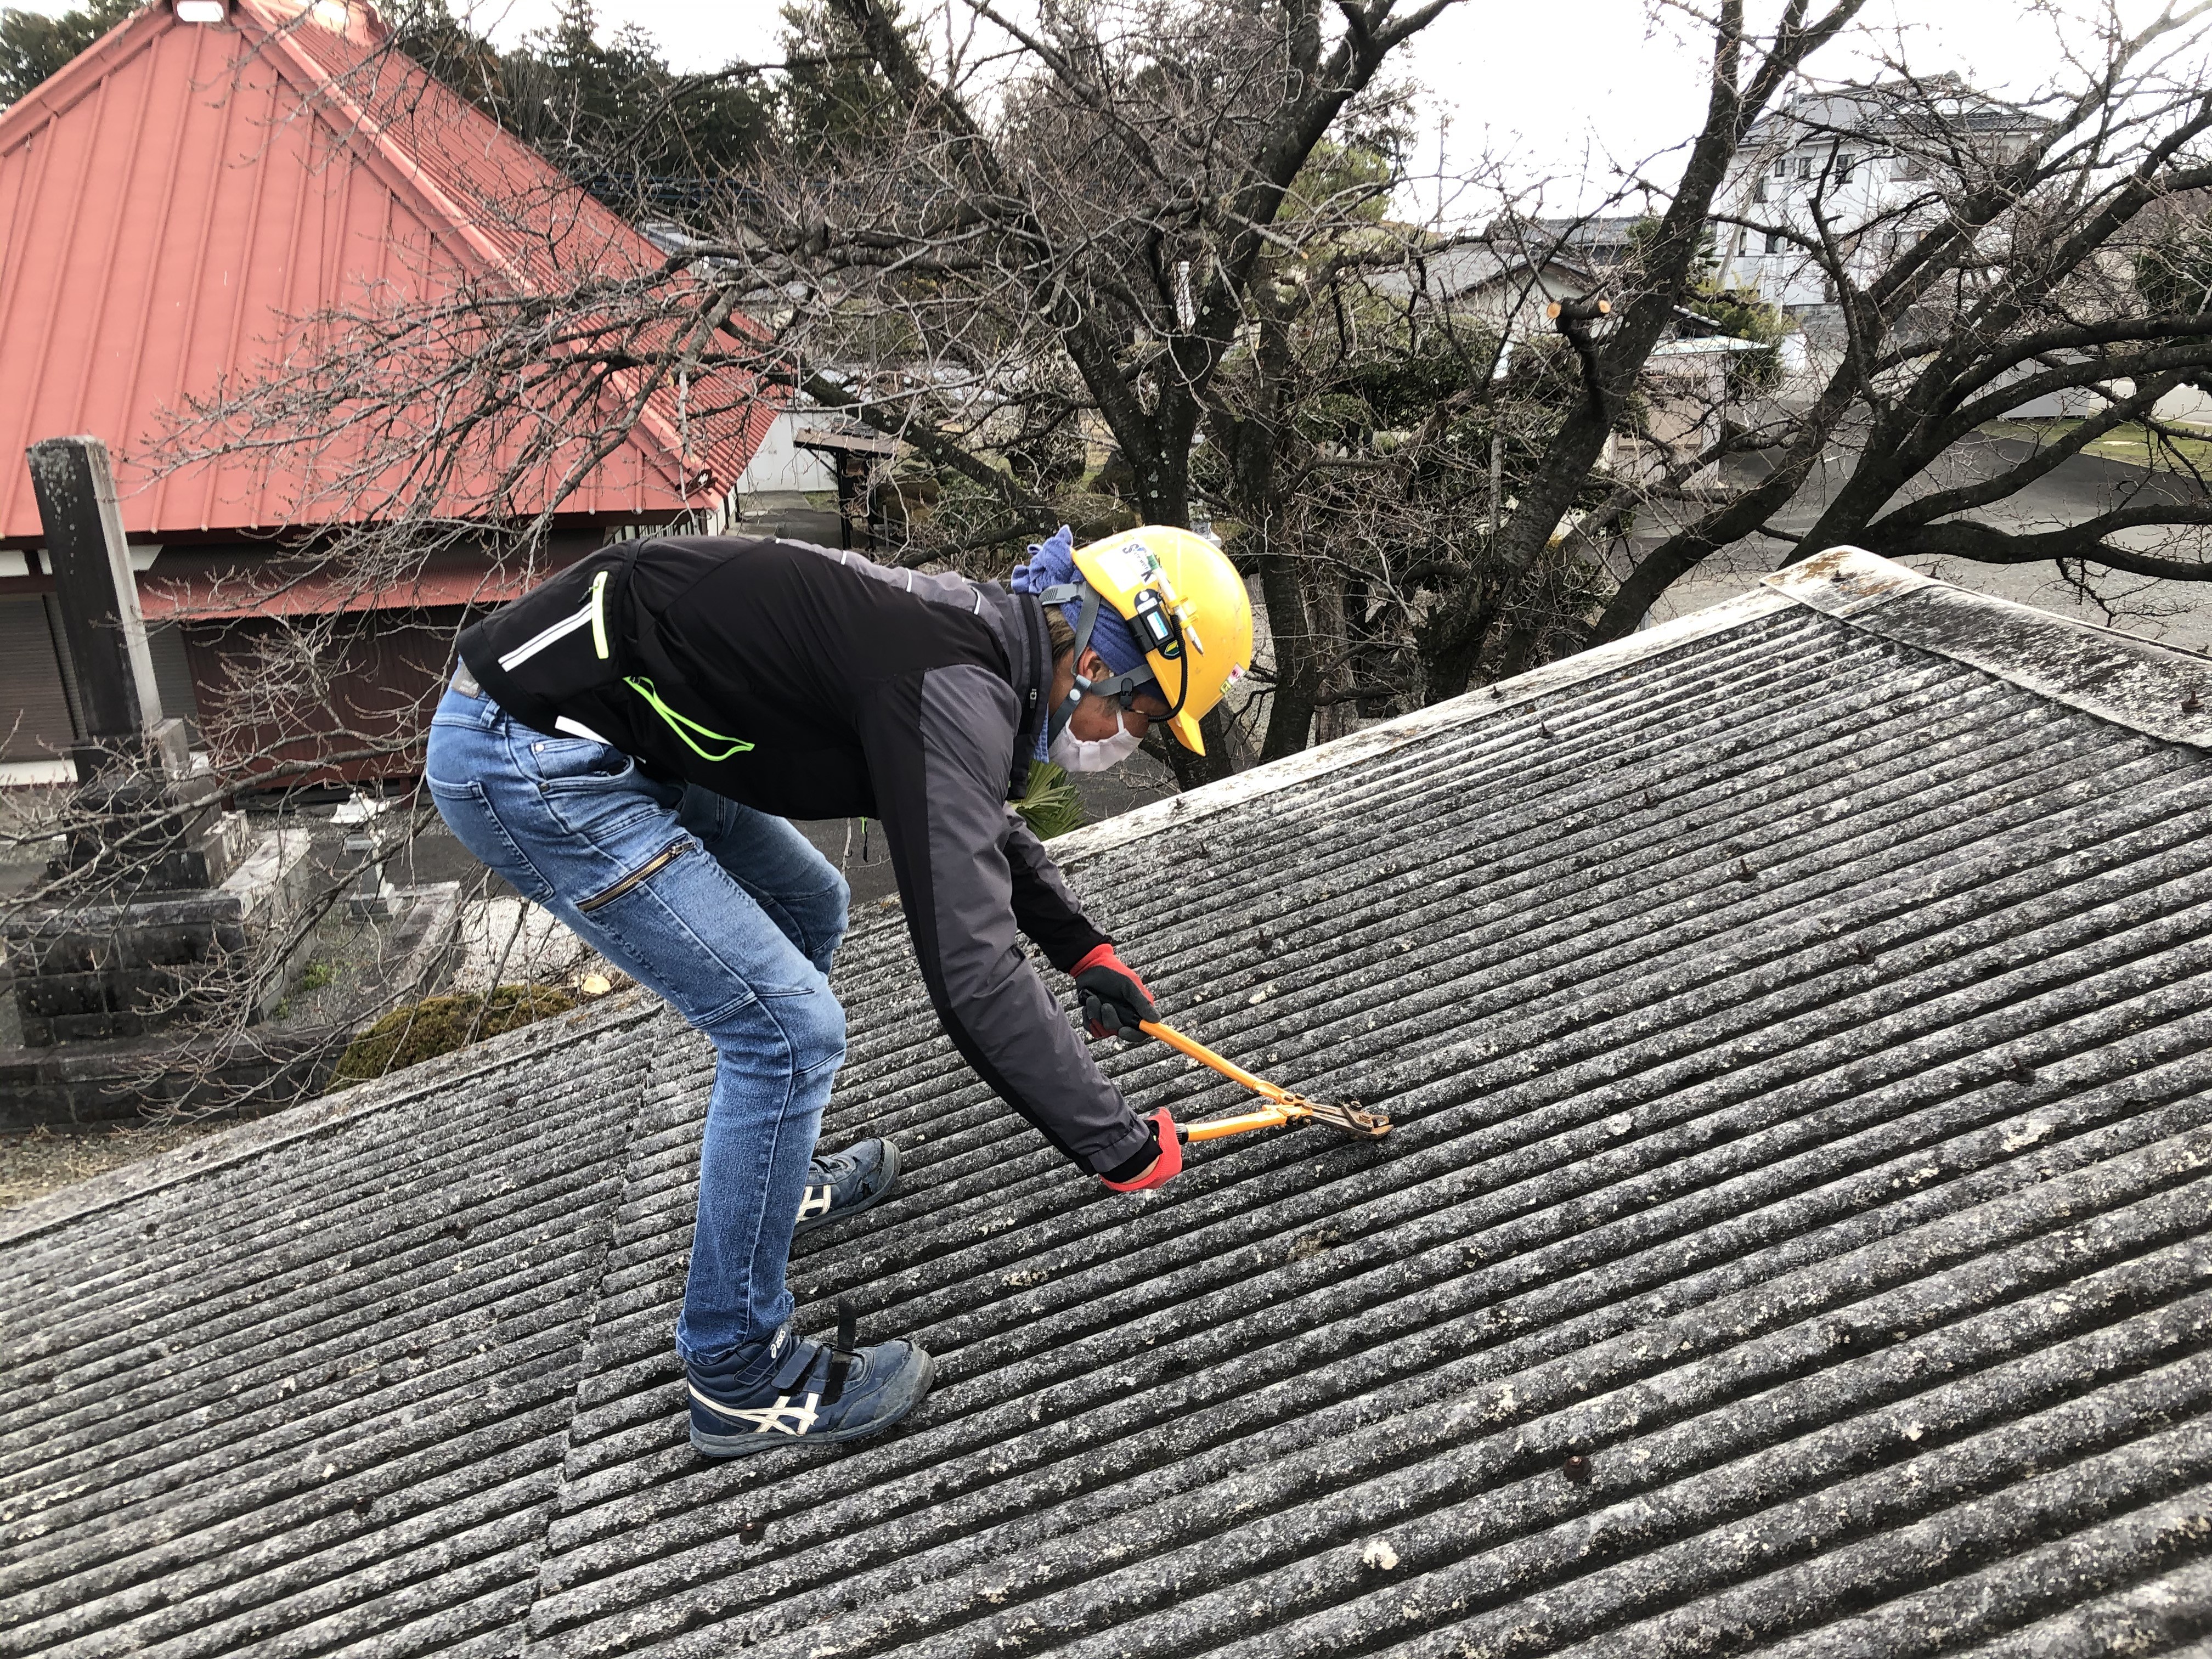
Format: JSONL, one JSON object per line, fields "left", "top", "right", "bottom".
{"left": 1473, "top": 3, "right": 1864, "bottom": 665}
{"left": 1418, "top": 577, "right": 1488, "bottom": 705}
{"left": 1258, "top": 539, "right": 1320, "bottom": 759}
{"left": 1306, "top": 558, "right": 1356, "bottom": 746}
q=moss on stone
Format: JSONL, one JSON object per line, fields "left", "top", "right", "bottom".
{"left": 328, "top": 985, "right": 579, "bottom": 1091}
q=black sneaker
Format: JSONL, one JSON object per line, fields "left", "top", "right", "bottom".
{"left": 686, "top": 1301, "right": 934, "bottom": 1458}
{"left": 793, "top": 1137, "right": 900, "bottom": 1233}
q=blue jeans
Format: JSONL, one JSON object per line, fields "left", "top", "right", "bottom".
{"left": 423, "top": 682, "right": 849, "bottom": 1364}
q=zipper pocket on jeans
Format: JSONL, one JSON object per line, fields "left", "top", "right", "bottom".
{"left": 578, "top": 838, "right": 688, "bottom": 912}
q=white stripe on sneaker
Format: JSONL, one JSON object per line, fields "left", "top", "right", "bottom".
{"left": 691, "top": 1384, "right": 820, "bottom": 1435}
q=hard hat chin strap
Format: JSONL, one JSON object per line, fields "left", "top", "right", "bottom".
{"left": 1037, "top": 582, "right": 1158, "bottom": 741}
{"left": 1038, "top": 583, "right": 1093, "bottom": 742}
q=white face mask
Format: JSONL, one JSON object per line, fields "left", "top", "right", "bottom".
{"left": 1049, "top": 706, "right": 1143, "bottom": 772}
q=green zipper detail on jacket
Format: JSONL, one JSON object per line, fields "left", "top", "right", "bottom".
{"left": 590, "top": 569, "right": 611, "bottom": 661}
{"left": 623, "top": 676, "right": 754, "bottom": 761}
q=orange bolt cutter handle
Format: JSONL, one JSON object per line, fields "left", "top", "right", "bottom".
{"left": 1139, "top": 1019, "right": 1295, "bottom": 1105}
{"left": 1138, "top": 1019, "right": 1391, "bottom": 1142}
{"left": 1180, "top": 1105, "right": 1299, "bottom": 1142}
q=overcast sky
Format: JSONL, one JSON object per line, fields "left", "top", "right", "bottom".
{"left": 34, "top": 1, "right": 2212, "bottom": 216}
{"left": 458, "top": 0, "right": 2212, "bottom": 216}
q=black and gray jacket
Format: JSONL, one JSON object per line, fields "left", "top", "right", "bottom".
{"left": 456, "top": 534, "right": 1150, "bottom": 1176}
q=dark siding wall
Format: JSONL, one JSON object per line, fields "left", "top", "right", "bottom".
{"left": 4, "top": 605, "right": 211, "bottom": 765}
{"left": 181, "top": 607, "right": 464, "bottom": 785}
{"left": 0, "top": 596, "right": 77, "bottom": 763}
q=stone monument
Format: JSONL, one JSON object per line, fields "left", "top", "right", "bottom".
{"left": 29, "top": 436, "right": 245, "bottom": 892}
{"left": 2, "top": 436, "right": 312, "bottom": 1119}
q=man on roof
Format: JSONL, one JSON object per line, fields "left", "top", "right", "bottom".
{"left": 426, "top": 523, "right": 1252, "bottom": 1458}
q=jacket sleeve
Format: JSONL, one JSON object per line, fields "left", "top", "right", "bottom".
{"left": 1005, "top": 817, "right": 1112, "bottom": 971}
{"left": 859, "top": 663, "right": 1151, "bottom": 1176}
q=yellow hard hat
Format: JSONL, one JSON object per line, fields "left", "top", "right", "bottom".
{"left": 1069, "top": 526, "right": 1254, "bottom": 754}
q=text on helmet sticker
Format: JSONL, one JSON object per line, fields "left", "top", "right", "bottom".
{"left": 1094, "top": 540, "right": 1159, "bottom": 590}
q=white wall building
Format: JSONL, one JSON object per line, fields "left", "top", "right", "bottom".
{"left": 1711, "top": 80, "right": 2044, "bottom": 321}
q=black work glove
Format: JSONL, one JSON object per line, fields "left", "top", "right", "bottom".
{"left": 1071, "top": 944, "right": 1156, "bottom": 1042}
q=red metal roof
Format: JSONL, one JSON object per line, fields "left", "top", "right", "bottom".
{"left": 0, "top": 0, "right": 772, "bottom": 545}
{"left": 135, "top": 547, "right": 541, "bottom": 619}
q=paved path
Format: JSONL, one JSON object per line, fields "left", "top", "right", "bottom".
{"left": 1647, "top": 428, "right": 2212, "bottom": 655}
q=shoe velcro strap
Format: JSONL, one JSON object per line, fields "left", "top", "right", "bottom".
{"left": 768, "top": 1336, "right": 821, "bottom": 1392}
{"left": 822, "top": 1297, "right": 860, "bottom": 1407}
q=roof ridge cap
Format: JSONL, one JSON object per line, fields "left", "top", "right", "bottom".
{"left": 228, "top": 1, "right": 697, "bottom": 494}
{"left": 1764, "top": 546, "right": 2212, "bottom": 749}
{"left": 233, "top": 1, "right": 516, "bottom": 278}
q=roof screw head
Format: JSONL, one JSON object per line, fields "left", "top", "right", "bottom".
{"left": 1561, "top": 1453, "right": 1593, "bottom": 1485}
{"left": 2183, "top": 684, "right": 2201, "bottom": 714}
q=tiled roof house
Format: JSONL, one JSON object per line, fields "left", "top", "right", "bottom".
{"left": 4, "top": 550, "right": 2210, "bottom": 1656}
{"left": 0, "top": 0, "right": 774, "bottom": 777}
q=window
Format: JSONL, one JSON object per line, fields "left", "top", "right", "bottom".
{"left": 1894, "top": 155, "right": 1927, "bottom": 180}
{"left": 1837, "top": 153, "right": 1857, "bottom": 183}
{"left": 1795, "top": 156, "right": 1812, "bottom": 179}
{"left": 1764, "top": 230, "right": 1785, "bottom": 254}
{"left": 1753, "top": 179, "right": 1769, "bottom": 204}
{"left": 1772, "top": 159, "right": 1788, "bottom": 178}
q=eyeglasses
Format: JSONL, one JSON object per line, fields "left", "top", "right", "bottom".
{"left": 1116, "top": 686, "right": 1172, "bottom": 720}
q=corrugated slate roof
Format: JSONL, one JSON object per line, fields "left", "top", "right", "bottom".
{"left": 5, "top": 548, "right": 2212, "bottom": 1658}
{"left": 0, "top": 1, "right": 769, "bottom": 544}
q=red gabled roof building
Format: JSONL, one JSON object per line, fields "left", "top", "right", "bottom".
{"left": 0, "top": 0, "right": 771, "bottom": 777}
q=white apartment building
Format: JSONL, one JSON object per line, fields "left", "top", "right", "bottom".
{"left": 1711, "top": 78, "right": 2044, "bottom": 321}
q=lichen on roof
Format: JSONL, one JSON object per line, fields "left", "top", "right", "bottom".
{"left": 4, "top": 551, "right": 2210, "bottom": 1658}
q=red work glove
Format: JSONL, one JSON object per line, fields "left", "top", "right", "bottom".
{"left": 1099, "top": 1108, "right": 1182, "bottom": 1192}
{"left": 1071, "top": 943, "right": 1157, "bottom": 1043}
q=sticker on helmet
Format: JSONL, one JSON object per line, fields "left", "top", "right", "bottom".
{"left": 1093, "top": 541, "right": 1158, "bottom": 591}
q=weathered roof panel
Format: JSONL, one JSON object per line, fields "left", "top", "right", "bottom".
{"left": 4, "top": 551, "right": 2210, "bottom": 1657}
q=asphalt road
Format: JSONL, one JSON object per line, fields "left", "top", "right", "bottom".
{"left": 1644, "top": 426, "right": 2212, "bottom": 654}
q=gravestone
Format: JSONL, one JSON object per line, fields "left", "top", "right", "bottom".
{"left": 25, "top": 436, "right": 245, "bottom": 891}
{"left": 5, "top": 436, "right": 304, "bottom": 1060}
{"left": 2, "top": 437, "right": 468, "bottom": 1126}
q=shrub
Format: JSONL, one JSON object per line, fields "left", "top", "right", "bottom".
{"left": 1012, "top": 760, "right": 1086, "bottom": 839}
